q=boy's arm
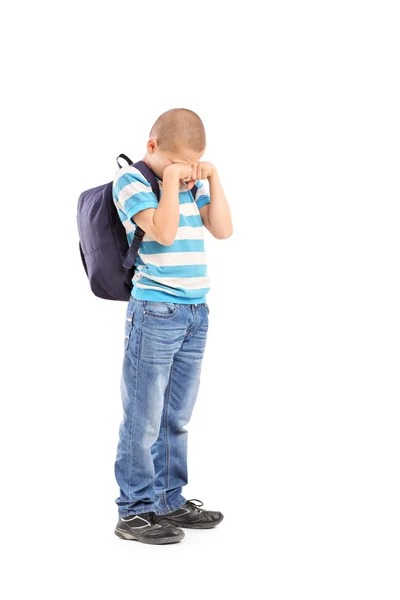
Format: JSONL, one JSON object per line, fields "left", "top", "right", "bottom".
{"left": 134, "top": 169, "right": 181, "bottom": 246}
{"left": 113, "top": 167, "right": 182, "bottom": 246}
{"left": 199, "top": 171, "right": 233, "bottom": 239}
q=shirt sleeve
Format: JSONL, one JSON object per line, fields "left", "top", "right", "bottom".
{"left": 193, "top": 179, "right": 211, "bottom": 210}
{"left": 112, "top": 169, "right": 159, "bottom": 222}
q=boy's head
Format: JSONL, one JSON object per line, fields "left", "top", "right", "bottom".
{"left": 143, "top": 108, "right": 206, "bottom": 181}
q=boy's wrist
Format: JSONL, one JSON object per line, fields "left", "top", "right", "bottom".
{"left": 163, "top": 166, "right": 181, "bottom": 185}
{"left": 208, "top": 168, "right": 219, "bottom": 182}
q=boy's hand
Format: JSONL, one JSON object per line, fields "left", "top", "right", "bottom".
{"left": 163, "top": 163, "right": 193, "bottom": 182}
{"left": 163, "top": 161, "right": 217, "bottom": 190}
{"left": 185, "top": 161, "right": 217, "bottom": 190}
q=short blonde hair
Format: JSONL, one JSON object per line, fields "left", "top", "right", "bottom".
{"left": 150, "top": 108, "right": 206, "bottom": 154}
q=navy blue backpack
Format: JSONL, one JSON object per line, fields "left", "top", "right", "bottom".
{"left": 77, "top": 153, "right": 198, "bottom": 301}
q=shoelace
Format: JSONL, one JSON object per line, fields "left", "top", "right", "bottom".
{"left": 186, "top": 498, "right": 204, "bottom": 513}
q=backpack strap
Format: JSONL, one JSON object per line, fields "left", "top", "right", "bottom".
{"left": 116, "top": 153, "right": 134, "bottom": 169}
{"left": 134, "top": 161, "right": 161, "bottom": 199}
{"left": 121, "top": 161, "right": 160, "bottom": 270}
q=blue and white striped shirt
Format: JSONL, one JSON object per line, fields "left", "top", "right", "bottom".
{"left": 112, "top": 165, "right": 211, "bottom": 303}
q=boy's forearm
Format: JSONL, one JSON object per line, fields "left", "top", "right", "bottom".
{"left": 208, "top": 172, "right": 233, "bottom": 238}
{"left": 153, "top": 170, "right": 180, "bottom": 245}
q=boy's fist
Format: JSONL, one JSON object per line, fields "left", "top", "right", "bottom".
{"left": 164, "top": 163, "right": 193, "bottom": 181}
{"left": 184, "top": 161, "right": 216, "bottom": 190}
{"left": 163, "top": 161, "right": 217, "bottom": 190}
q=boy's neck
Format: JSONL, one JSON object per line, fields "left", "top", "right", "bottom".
{"left": 142, "top": 155, "right": 161, "bottom": 180}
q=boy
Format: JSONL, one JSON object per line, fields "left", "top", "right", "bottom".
{"left": 112, "top": 108, "right": 233, "bottom": 545}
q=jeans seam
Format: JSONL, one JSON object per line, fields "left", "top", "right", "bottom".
{"left": 143, "top": 308, "right": 179, "bottom": 320}
{"left": 127, "top": 306, "right": 144, "bottom": 500}
{"left": 124, "top": 309, "right": 134, "bottom": 352}
{"left": 164, "top": 361, "right": 174, "bottom": 510}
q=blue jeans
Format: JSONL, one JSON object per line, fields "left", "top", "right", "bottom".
{"left": 114, "top": 297, "right": 209, "bottom": 517}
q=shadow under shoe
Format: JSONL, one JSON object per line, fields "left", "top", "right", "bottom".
{"left": 156, "top": 499, "right": 224, "bottom": 529}
{"left": 114, "top": 511, "right": 185, "bottom": 545}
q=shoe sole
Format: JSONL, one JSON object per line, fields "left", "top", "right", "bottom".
{"left": 114, "top": 527, "right": 184, "bottom": 545}
{"left": 159, "top": 514, "right": 224, "bottom": 529}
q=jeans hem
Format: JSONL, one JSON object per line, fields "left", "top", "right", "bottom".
{"left": 154, "top": 497, "right": 187, "bottom": 516}
{"left": 118, "top": 506, "right": 157, "bottom": 518}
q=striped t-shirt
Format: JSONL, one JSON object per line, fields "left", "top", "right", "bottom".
{"left": 112, "top": 165, "right": 211, "bottom": 304}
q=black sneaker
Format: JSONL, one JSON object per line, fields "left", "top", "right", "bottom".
{"left": 114, "top": 511, "right": 185, "bottom": 545}
{"left": 156, "top": 499, "right": 224, "bottom": 529}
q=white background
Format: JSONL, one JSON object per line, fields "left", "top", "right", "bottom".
{"left": 1, "top": 1, "right": 399, "bottom": 598}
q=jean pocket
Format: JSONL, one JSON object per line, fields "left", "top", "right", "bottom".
{"left": 143, "top": 301, "right": 178, "bottom": 319}
{"left": 124, "top": 309, "right": 134, "bottom": 351}
{"left": 204, "top": 302, "right": 210, "bottom": 314}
